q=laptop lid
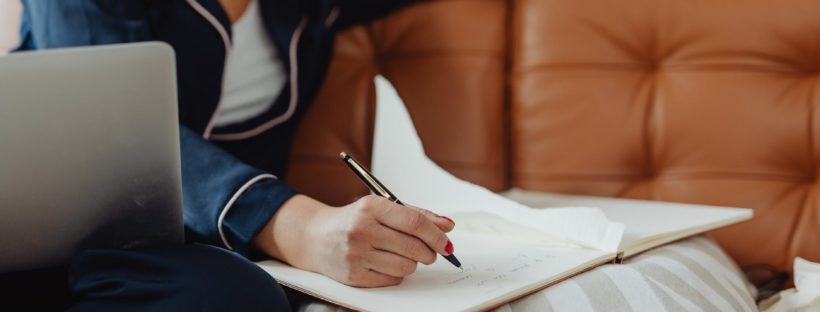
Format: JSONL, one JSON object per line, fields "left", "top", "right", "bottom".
{"left": 0, "top": 42, "right": 184, "bottom": 272}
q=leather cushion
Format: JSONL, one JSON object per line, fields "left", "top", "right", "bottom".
{"left": 287, "top": 0, "right": 508, "bottom": 206}
{"left": 509, "top": 0, "right": 820, "bottom": 271}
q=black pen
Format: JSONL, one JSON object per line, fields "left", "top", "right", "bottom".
{"left": 340, "top": 152, "right": 462, "bottom": 269}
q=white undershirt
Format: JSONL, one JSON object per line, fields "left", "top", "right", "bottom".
{"left": 214, "top": 0, "right": 286, "bottom": 127}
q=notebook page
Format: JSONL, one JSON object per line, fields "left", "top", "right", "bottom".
{"left": 370, "top": 76, "right": 624, "bottom": 252}
{"left": 257, "top": 232, "right": 613, "bottom": 311}
{"left": 503, "top": 189, "right": 752, "bottom": 255}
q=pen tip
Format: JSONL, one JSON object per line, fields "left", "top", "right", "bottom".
{"left": 339, "top": 152, "right": 348, "bottom": 159}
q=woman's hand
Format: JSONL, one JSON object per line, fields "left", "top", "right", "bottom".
{"left": 252, "top": 194, "right": 456, "bottom": 287}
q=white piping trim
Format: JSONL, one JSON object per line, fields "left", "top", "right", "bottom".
{"left": 209, "top": 17, "right": 308, "bottom": 141}
{"left": 217, "top": 173, "right": 278, "bottom": 250}
{"left": 186, "top": 0, "right": 233, "bottom": 139}
{"left": 325, "top": 6, "right": 340, "bottom": 29}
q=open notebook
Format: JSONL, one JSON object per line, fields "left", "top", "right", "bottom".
{"left": 255, "top": 77, "right": 753, "bottom": 311}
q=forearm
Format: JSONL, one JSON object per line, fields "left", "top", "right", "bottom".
{"left": 179, "top": 126, "right": 298, "bottom": 255}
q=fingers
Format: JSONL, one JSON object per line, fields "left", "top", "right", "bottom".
{"left": 409, "top": 206, "right": 455, "bottom": 232}
{"left": 364, "top": 250, "right": 418, "bottom": 278}
{"left": 330, "top": 196, "right": 459, "bottom": 288}
{"left": 371, "top": 198, "right": 451, "bottom": 255}
{"left": 371, "top": 226, "right": 437, "bottom": 265}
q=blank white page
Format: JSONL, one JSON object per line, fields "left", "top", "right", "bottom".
{"left": 503, "top": 190, "right": 752, "bottom": 257}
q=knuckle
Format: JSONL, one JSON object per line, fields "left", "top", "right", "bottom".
{"left": 406, "top": 211, "right": 424, "bottom": 233}
{"left": 417, "top": 207, "right": 435, "bottom": 218}
{"left": 387, "top": 277, "right": 403, "bottom": 286}
{"left": 346, "top": 224, "right": 369, "bottom": 242}
{"left": 399, "top": 261, "right": 417, "bottom": 276}
{"left": 420, "top": 250, "right": 436, "bottom": 265}
{"left": 359, "top": 195, "right": 382, "bottom": 211}
{"left": 404, "top": 240, "right": 422, "bottom": 258}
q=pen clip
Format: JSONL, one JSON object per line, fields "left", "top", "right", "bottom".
{"left": 340, "top": 152, "right": 403, "bottom": 204}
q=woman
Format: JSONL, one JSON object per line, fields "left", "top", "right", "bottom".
{"left": 13, "top": 0, "right": 457, "bottom": 310}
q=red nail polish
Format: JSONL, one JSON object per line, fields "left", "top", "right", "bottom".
{"left": 445, "top": 240, "right": 454, "bottom": 255}
{"left": 440, "top": 216, "right": 455, "bottom": 225}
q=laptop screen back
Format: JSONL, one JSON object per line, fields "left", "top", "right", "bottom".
{"left": 0, "top": 42, "right": 184, "bottom": 272}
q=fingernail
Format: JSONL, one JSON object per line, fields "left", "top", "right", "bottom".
{"left": 439, "top": 215, "right": 455, "bottom": 225}
{"left": 445, "top": 240, "right": 454, "bottom": 255}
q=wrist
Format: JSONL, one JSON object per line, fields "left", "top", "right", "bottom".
{"left": 252, "top": 194, "right": 332, "bottom": 269}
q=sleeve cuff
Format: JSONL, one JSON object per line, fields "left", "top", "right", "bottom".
{"left": 217, "top": 174, "right": 299, "bottom": 257}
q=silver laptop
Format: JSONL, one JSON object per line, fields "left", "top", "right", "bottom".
{"left": 0, "top": 42, "right": 184, "bottom": 272}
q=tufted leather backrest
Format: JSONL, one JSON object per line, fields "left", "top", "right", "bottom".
{"left": 292, "top": 0, "right": 820, "bottom": 272}
{"left": 509, "top": 0, "right": 820, "bottom": 271}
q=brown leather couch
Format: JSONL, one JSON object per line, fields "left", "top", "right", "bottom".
{"left": 2, "top": 0, "right": 812, "bottom": 275}
{"left": 288, "top": 0, "right": 820, "bottom": 274}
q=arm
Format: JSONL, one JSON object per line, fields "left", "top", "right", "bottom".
{"left": 17, "top": 0, "right": 298, "bottom": 257}
{"left": 21, "top": 0, "right": 459, "bottom": 287}
{"left": 179, "top": 127, "right": 297, "bottom": 256}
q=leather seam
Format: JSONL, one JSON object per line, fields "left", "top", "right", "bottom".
{"left": 514, "top": 172, "right": 815, "bottom": 183}
{"left": 513, "top": 63, "right": 817, "bottom": 76}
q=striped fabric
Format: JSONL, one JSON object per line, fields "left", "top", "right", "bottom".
{"left": 297, "top": 236, "right": 758, "bottom": 312}
{"left": 496, "top": 236, "right": 757, "bottom": 312}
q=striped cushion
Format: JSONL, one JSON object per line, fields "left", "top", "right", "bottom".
{"left": 296, "top": 236, "right": 758, "bottom": 312}
{"left": 497, "top": 236, "right": 757, "bottom": 311}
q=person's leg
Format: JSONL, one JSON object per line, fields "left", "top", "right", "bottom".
{"left": 67, "top": 244, "right": 290, "bottom": 311}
